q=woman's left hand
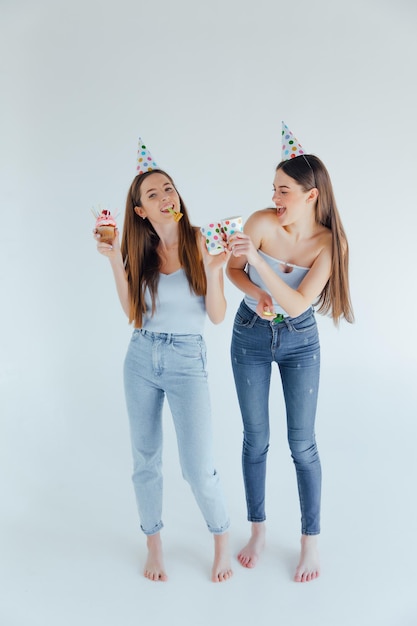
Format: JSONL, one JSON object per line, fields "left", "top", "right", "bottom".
{"left": 200, "top": 234, "right": 230, "bottom": 271}
{"left": 228, "top": 232, "right": 259, "bottom": 266}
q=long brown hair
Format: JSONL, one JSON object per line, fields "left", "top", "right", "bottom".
{"left": 121, "top": 169, "right": 207, "bottom": 327}
{"left": 277, "top": 155, "right": 354, "bottom": 324}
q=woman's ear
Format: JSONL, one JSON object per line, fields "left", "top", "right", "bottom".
{"left": 307, "top": 188, "right": 319, "bottom": 203}
{"left": 134, "top": 205, "right": 146, "bottom": 219}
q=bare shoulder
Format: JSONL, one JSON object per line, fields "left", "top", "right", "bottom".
{"left": 313, "top": 225, "right": 333, "bottom": 262}
{"left": 245, "top": 208, "right": 277, "bottom": 233}
{"left": 246, "top": 207, "right": 276, "bottom": 224}
{"left": 317, "top": 224, "right": 332, "bottom": 247}
{"left": 243, "top": 208, "right": 277, "bottom": 249}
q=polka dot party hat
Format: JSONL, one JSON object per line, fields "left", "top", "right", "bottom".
{"left": 281, "top": 122, "right": 305, "bottom": 160}
{"left": 136, "top": 137, "right": 158, "bottom": 174}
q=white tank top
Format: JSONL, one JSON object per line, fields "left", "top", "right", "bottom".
{"left": 244, "top": 250, "right": 310, "bottom": 316}
{"left": 143, "top": 269, "right": 206, "bottom": 334}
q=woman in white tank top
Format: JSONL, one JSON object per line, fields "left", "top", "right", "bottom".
{"left": 227, "top": 140, "right": 354, "bottom": 583}
{"left": 94, "top": 141, "right": 232, "bottom": 583}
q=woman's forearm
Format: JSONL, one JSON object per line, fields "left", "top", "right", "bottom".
{"left": 226, "top": 265, "right": 265, "bottom": 303}
{"left": 251, "top": 254, "right": 317, "bottom": 317}
{"left": 109, "top": 257, "right": 130, "bottom": 318}
{"left": 205, "top": 267, "right": 227, "bottom": 324}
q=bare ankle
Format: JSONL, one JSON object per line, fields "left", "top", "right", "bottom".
{"left": 251, "top": 522, "right": 266, "bottom": 536}
{"left": 147, "top": 533, "right": 162, "bottom": 549}
{"left": 237, "top": 523, "right": 265, "bottom": 569}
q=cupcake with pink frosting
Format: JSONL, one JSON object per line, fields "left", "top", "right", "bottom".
{"left": 93, "top": 208, "right": 117, "bottom": 244}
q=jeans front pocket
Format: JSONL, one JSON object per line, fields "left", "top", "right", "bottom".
{"left": 234, "top": 302, "right": 259, "bottom": 329}
{"left": 171, "top": 337, "right": 203, "bottom": 359}
{"left": 289, "top": 311, "right": 317, "bottom": 335}
{"left": 171, "top": 336, "right": 208, "bottom": 375}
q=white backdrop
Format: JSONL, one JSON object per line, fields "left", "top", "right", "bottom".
{"left": 1, "top": 1, "right": 417, "bottom": 625}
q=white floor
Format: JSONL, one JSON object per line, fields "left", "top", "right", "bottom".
{"left": 2, "top": 325, "right": 416, "bottom": 626}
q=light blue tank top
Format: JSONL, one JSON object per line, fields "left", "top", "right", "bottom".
{"left": 244, "top": 250, "right": 310, "bottom": 316}
{"left": 143, "top": 269, "right": 206, "bottom": 334}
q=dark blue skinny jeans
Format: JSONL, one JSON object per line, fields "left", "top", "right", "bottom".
{"left": 231, "top": 300, "right": 321, "bottom": 535}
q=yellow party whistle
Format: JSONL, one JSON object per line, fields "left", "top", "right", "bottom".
{"left": 167, "top": 206, "right": 183, "bottom": 222}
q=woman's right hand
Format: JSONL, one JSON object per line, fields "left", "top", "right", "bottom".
{"left": 255, "top": 291, "right": 275, "bottom": 319}
{"left": 94, "top": 228, "right": 121, "bottom": 260}
{"left": 228, "top": 232, "right": 260, "bottom": 266}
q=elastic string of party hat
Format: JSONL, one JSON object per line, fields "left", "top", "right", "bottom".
{"left": 302, "top": 154, "right": 317, "bottom": 189}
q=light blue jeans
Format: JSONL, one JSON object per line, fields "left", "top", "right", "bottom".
{"left": 231, "top": 300, "right": 321, "bottom": 535}
{"left": 123, "top": 329, "right": 230, "bottom": 536}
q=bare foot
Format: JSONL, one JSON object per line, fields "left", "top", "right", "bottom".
{"left": 294, "top": 534, "right": 320, "bottom": 583}
{"left": 212, "top": 532, "right": 233, "bottom": 582}
{"left": 237, "top": 522, "right": 265, "bottom": 568}
{"left": 144, "top": 533, "right": 168, "bottom": 582}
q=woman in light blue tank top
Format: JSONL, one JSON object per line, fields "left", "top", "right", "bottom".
{"left": 227, "top": 148, "right": 354, "bottom": 583}
{"left": 94, "top": 145, "right": 232, "bottom": 583}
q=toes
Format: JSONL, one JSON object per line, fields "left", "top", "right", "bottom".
{"left": 144, "top": 569, "right": 167, "bottom": 582}
{"left": 295, "top": 569, "right": 319, "bottom": 583}
{"left": 218, "top": 569, "right": 233, "bottom": 582}
{"left": 238, "top": 554, "right": 255, "bottom": 568}
{"left": 213, "top": 568, "right": 233, "bottom": 582}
